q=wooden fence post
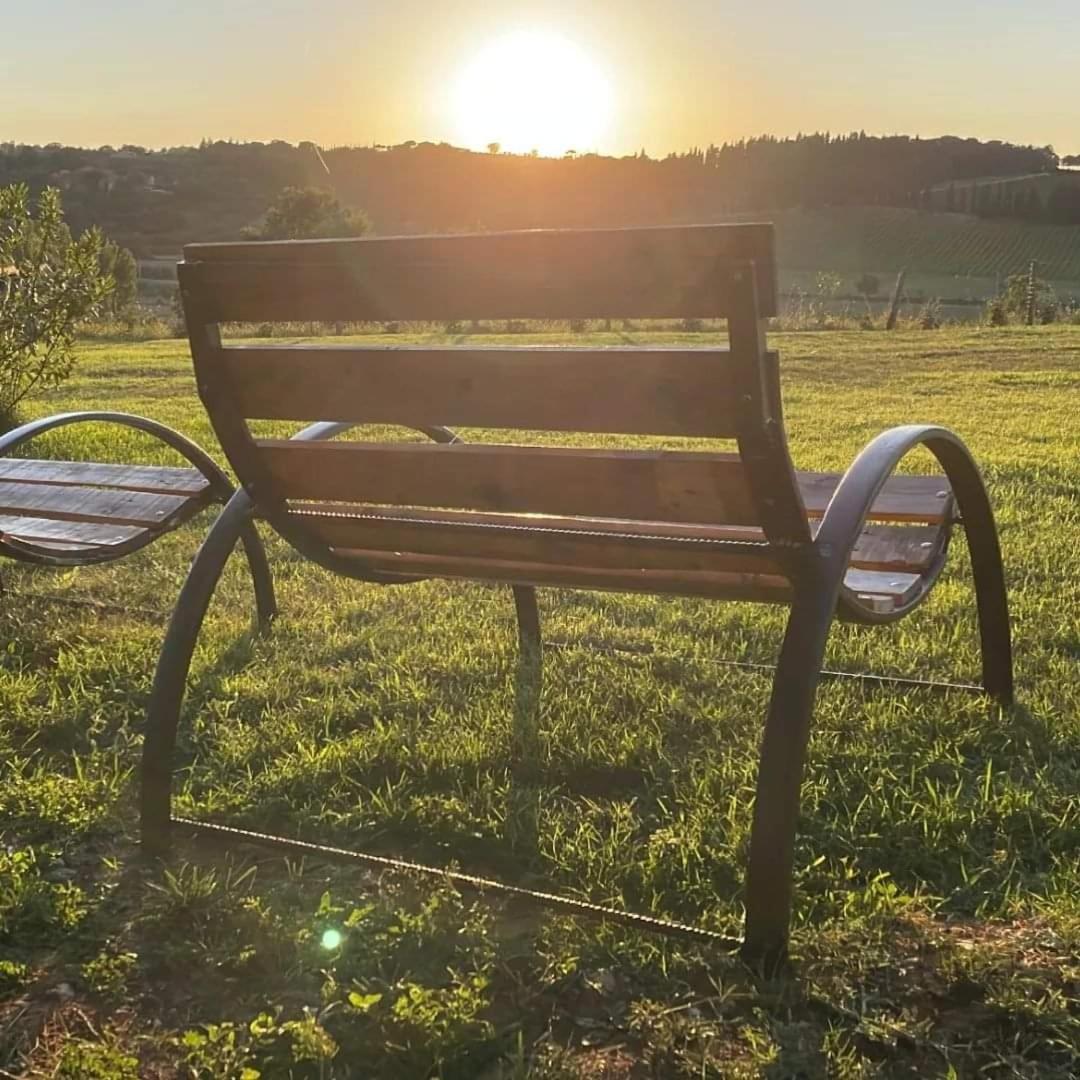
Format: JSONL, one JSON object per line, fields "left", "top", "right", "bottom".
{"left": 1025, "top": 261, "right": 1037, "bottom": 326}
{"left": 885, "top": 268, "right": 907, "bottom": 330}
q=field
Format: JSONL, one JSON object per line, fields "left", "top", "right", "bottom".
{"left": 2, "top": 326, "right": 1080, "bottom": 1077}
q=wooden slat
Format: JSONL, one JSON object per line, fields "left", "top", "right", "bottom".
{"left": 0, "top": 514, "right": 145, "bottom": 547}
{"left": 322, "top": 549, "right": 924, "bottom": 607}
{"left": 256, "top": 440, "right": 760, "bottom": 526}
{"left": 850, "top": 524, "right": 946, "bottom": 572}
{"left": 181, "top": 223, "right": 778, "bottom": 322}
{"left": 329, "top": 547, "right": 794, "bottom": 603}
{"left": 11, "top": 539, "right": 100, "bottom": 552}
{"left": 844, "top": 570, "right": 922, "bottom": 609}
{"left": 0, "top": 481, "right": 197, "bottom": 529}
{"left": 222, "top": 345, "right": 744, "bottom": 438}
{"left": 0, "top": 458, "right": 210, "bottom": 496}
{"left": 291, "top": 508, "right": 781, "bottom": 576}
{"left": 285, "top": 506, "right": 944, "bottom": 575}
{"left": 799, "top": 472, "right": 953, "bottom": 524}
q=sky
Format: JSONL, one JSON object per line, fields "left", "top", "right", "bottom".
{"left": 4, "top": 0, "right": 1078, "bottom": 157}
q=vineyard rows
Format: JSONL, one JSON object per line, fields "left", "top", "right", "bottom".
{"left": 769, "top": 207, "right": 1080, "bottom": 282}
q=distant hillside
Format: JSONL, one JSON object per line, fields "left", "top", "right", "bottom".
{"left": 0, "top": 134, "right": 1058, "bottom": 256}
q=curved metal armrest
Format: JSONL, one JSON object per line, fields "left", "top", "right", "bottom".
{"left": 0, "top": 410, "right": 234, "bottom": 497}
{"left": 292, "top": 421, "right": 460, "bottom": 445}
{"left": 817, "top": 423, "right": 1012, "bottom": 700}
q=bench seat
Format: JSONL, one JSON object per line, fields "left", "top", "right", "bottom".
{"left": 0, "top": 457, "right": 215, "bottom": 561}
{"left": 288, "top": 481, "right": 948, "bottom": 610}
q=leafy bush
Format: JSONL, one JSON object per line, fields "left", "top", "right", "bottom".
{"left": 992, "top": 270, "right": 1060, "bottom": 324}
{"left": 0, "top": 184, "right": 114, "bottom": 418}
{"left": 242, "top": 185, "right": 371, "bottom": 241}
{"left": 919, "top": 298, "right": 943, "bottom": 329}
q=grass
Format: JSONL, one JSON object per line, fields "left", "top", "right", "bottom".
{"left": 1, "top": 324, "right": 1080, "bottom": 1077}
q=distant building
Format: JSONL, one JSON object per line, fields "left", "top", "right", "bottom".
{"left": 923, "top": 171, "right": 1080, "bottom": 224}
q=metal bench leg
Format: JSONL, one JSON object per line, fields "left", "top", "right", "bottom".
{"left": 741, "top": 426, "right": 1015, "bottom": 969}
{"left": 932, "top": 441, "right": 1013, "bottom": 706}
{"left": 512, "top": 585, "right": 542, "bottom": 658}
{"left": 741, "top": 574, "right": 836, "bottom": 972}
{"left": 236, "top": 519, "right": 277, "bottom": 630}
{"left": 141, "top": 490, "right": 268, "bottom": 855}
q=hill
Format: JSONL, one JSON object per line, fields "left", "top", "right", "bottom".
{"left": 0, "top": 134, "right": 1060, "bottom": 257}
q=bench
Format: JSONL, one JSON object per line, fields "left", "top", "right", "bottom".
{"left": 0, "top": 410, "right": 274, "bottom": 617}
{"left": 140, "top": 223, "right": 1013, "bottom": 967}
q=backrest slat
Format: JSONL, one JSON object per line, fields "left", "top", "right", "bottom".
{"left": 221, "top": 345, "right": 758, "bottom": 438}
{"left": 181, "top": 223, "right": 778, "bottom": 322}
{"left": 256, "top": 440, "right": 760, "bottom": 526}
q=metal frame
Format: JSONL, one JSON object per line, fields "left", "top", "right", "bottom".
{"left": 740, "top": 424, "right": 1013, "bottom": 970}
{"left": 139, "top": 418, "right": 542, "bottom": 852}
{"left": 0, "top": 411, "right": 274, "bottom": 620}
{"left": 143, "top": 231, "right": 1015, "bottom": 971}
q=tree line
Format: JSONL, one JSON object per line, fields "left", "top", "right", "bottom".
{"left": 0, "top": 133, "right": 1062, "bottom": 255}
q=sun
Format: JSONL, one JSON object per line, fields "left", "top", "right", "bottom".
{"left": 451, "top": 30, "right": 614, "bottom": 157}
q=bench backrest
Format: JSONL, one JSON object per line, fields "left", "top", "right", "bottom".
{"left": 178, "top": 224, "right": 811, "bottom": 571}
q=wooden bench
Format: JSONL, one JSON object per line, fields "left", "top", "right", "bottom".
{"left": 0, "top": 410, "right": 273, "bottom": 616}
{"left": 140, "top": 224, "right": 1013, "bottom": 967}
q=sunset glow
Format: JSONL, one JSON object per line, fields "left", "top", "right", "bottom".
{"left": 450, "top": 30, "right": 614, "bottom": 156}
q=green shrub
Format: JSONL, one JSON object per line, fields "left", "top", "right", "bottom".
{"left": 0, "top": 184, "right": 114, "bottom": 419}
{"left": 919, "top": 298, "right": 943, "bottom": 329}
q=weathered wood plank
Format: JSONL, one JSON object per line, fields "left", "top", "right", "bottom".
{"left": 291, "top": 506, "right": 781, "bottom": 575}
{"left": 222, "top": 345, "right": 744, "bottom": 438}
{"left": 849, "top": 524, "right": 947, "bottom": 572}
{"left": 844, "top": 569, "right": 923, "bottom": 608}
{"left": 329, "top": 547, "right": 794, "bottom": 603}
{"left": 0, "top": 458, "right": 210, "bottom": 496}
{"left": 256, "top": 440, "right": 760, "bottom": 526}
{"left": 0, "top": 481, "right": 197, "bottom": 529}
{"left": 0, "top": 514, "right": 145, "bottom": 546}
{"left": 182, "top": 223, "right": 778, "bottom": 320}
{"left": 799, "top": 472, "right": 954, "bottom": 524}
{"left": 285, "top": 506, "right": 944, "bottom": 575}
{"left": 325, "top": 550, "right": 923, "bottom": 606}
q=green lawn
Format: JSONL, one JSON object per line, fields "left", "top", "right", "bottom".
{"left": 2, "top": 326, "right": 1080, "bottom": 1078}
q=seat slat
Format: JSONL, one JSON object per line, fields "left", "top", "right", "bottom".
{"left": 286, "top": 505, "right": 945, "bottom": 576}
{"left": 292, "top": 506, "right": 781, "bottom": 576}
{"left": 329, "top": 547, "right": 794, "bottom": 603}
{"left": 0, "top": 458, "right": 211, "bottom": 496}
{"left": 323, "top": 549, "right": 925, "bottom": 608}
{"left": 222, "top": 345, "right": 744, "bottom": 438}
{"left": 0, "top": 481, "right": 199, "bottom": 529}
{"left": 799, "top": 472, "right": 953, "bottom": 524}
{"left": 845, "top": 570, "right": 922, "bottom": 609}
{"left": 850, "top": 524, "right": 947, "bottom": 572}
{"left": 183, "top": 223, "right": 779, "bottom": 321}
{"left": 257, "top": 440, "right": 759, "bottom": 526}
{"left": 0, "top": 514, "right": 146, "bottom": 547}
